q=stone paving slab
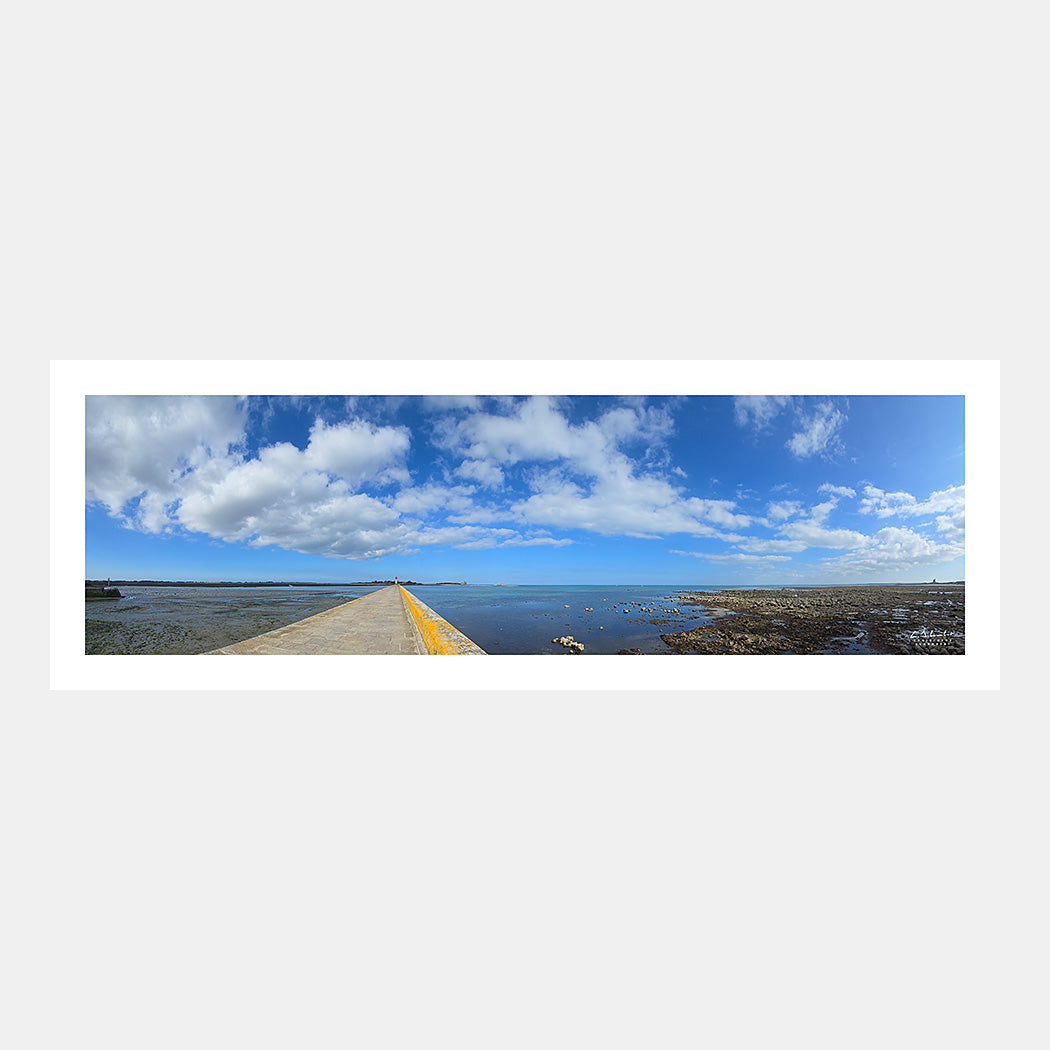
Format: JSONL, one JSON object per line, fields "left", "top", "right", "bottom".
{"left": 204, "top": 586, "right": 422, "bottom": 654}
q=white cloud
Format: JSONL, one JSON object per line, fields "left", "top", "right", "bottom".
{"left": 437, "top": 396, "right": 674, "bottom": 483}
{"left": 819, "top": 483, "right": 856, "bottom": 498}
{"left": 767, "top": 500, "right": 802, "bottom": 521}
{"left": 411, "top": 525, "right": 573, "bottom": 552}
{"left": 85, "top": 395, "right": 248, "bottom": 530}
{"left": 88, "top": 398, "right": 419, "bottom": 560}
{"left": 391, "top": 483, "right": 477, "bottom": 516}
{"left": 453, "top": 458, "right": 505, "bottom": 488}
{"left": 734, "top": 396, "right": 791, "bottom": 429}
{"left": 176, "top": 446, "right": 315, "bottom": 540}
{"left": 177, "top": 453, "right": 411, "bottom": 558}
{"left": 508, "top": 468, "right": 750, "bottom": 540}
{"left": 729, "top": 479, "right": 964, "bottom": 571}
{"left": 174, "top": 415, "right": 414, "bottom": 555}
{"left": 431, "top": 397, "right": 752, "bottom": 542}
{"left": 858, "top": 485, "right": 911, "bottom": 515}
{"left": 248, "top": 494, "right": 411, "bottom": 559}
{"left": 859, "top": 483, "right": 965, "bottom": 519}
{"left": 935, "top": 510, "right": 965, "bottom": 542}
{"left": 441, "top": 396, "right": 598, "bottom": 472}
{"left": 454, "top": 534, "right": 574, "bottom": 551}
{"left": 779, "top": 520, "right": 870, "bottom": 549}
{"left": 420, "top": 395, "right": 484, "bottom": 412}
{"left": 733, "top": 399, "right": 848, "bottom": 460}
{"left": 86, "top": 397, "right": 585, "bottom": 562}
{"left": 734, "top": 537, "right": 808, "bottom": 554}
{"left": 830, "top": 525, "right": 964, "bottom": 573}
{"left": 808, "top": 499, "right": 839, "bottom": 524}
{"left": 303, "top": 417, "right": 411, "bottom": 488}
{"left": 686, "top": 498, "right": 751, "bottom": 530}
{"left": 412, "top": 525, "right": 516, "bottom": 549}
{"left": 672, "top": 550, "right": 792, "bottom": 564}
{"left": 85, "top": 397, "right": 964, "bottom": 576}
{"left": 786, "top": 402, "right": 846, "bottom": 459}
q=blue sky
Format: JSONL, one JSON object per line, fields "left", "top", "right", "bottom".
{"left": 85, "top": 394, "right": 965, "bottom": 584}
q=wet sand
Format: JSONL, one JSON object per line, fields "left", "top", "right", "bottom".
{"left": 84, "top": 585, "right": 379, "bottom": 654}
{"left": 659, "top": 584, "right": 965, "bottom": 655}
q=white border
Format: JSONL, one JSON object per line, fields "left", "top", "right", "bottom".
{"left": 54, "top": 359, "right": 999, "bottom": 690}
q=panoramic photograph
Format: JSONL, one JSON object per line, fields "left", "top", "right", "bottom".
{"left": 85, "top": 393, "right": 965, "bottom": 656}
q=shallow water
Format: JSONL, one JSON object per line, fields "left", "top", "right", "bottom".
{"left": 410, "top": 585, "right": 720, "bottom": 654}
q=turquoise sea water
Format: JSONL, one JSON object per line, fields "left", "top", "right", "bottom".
{"left": 84, "top": 583, "right": 751, "bottom": 655}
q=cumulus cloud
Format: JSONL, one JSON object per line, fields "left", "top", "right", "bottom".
{"left": 303, "top": 418, "right": 411, "bottom": 488}
{"left": 859, "top": 483, "right": 965, "bottom": 519}
{"left": 935, "top": 509, "right": 965, "bottom": 542}
{"left": 436, "top": 396, "right": 673, "bottom": 482}
{"left": 453, "top": 458, "right": 505, "bottom": 488}
{"left": 84, "top": 396, "right": 963, "bottom": 575}
{"left": 177, "top": 457, "right": 411, "bottom": 558}
{"left": 831, "top": 525, "right": 964, "bottom": 573}
{"left": 507, "top": 468, "right": 750, "bottom": 540}
{"left": 250, "top": 495, "right": 410, "bottom": 559}
{"left": 87, "top": 395, "right": 684, "bottom": 562}
{"left": 766, "top": 500, "right": 802, "bottom": 521}
{"left": 778, "top": 521, "right": 871, "bottom": 549}
{"left": 432, "top": 397, "right": 749, "bottom": 541}
{"left": 171, "top": 416, "right": 414, "bottom": 557}
{"left": 85, "top": 395, "right": 248, "bottom": 531}
{"left": 87, "top": 397, "right": 417, "bottom": 559}
{"left": 391, "top": 483, "right": 477, "bottom": 516}
{"left": 724, "top": 478, "right": 964, "bottom": 573}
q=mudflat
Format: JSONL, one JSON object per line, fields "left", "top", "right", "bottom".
{"left": 660, "top": 584, "right": 965, "bottom": 655}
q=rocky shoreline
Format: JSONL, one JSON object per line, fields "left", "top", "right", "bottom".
{"left": 659, "top": 584, "right": 964, "bottom": 655}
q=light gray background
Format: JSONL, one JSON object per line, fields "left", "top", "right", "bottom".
{"left": 17, "top": 1, "right": 1037, "bottom": 1045}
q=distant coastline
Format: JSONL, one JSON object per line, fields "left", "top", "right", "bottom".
{"left": 85, "top": 579, "right": 962, "bottom": 589}
{"left": 85, "top": 579, "right": 472, "bottom": 588}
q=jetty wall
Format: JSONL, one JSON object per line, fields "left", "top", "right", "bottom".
{"left": 398, "top": 586, "right": 487, "bottom": 655}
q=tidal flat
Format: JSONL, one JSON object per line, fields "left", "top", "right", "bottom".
{"left": 659, "top": 584, "right": 965, "bottom": 655}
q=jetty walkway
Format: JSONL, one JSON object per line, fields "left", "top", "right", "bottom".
{"left": 205, "top": 585, "right": 486, "bottom": 655}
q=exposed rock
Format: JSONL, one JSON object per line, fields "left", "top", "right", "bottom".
{"left": 662, "top": 584, "right": 965, "bottom": 655}
{"left": 552, "top": 635, "right": 585, "bottom": 653}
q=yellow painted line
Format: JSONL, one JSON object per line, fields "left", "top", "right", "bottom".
{"left": 399, "top": 586, "right": 487, "bottom": 655}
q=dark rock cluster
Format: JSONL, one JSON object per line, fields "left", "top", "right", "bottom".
{"left": 660, "top": 585, "right": 965, "bottom": 655}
